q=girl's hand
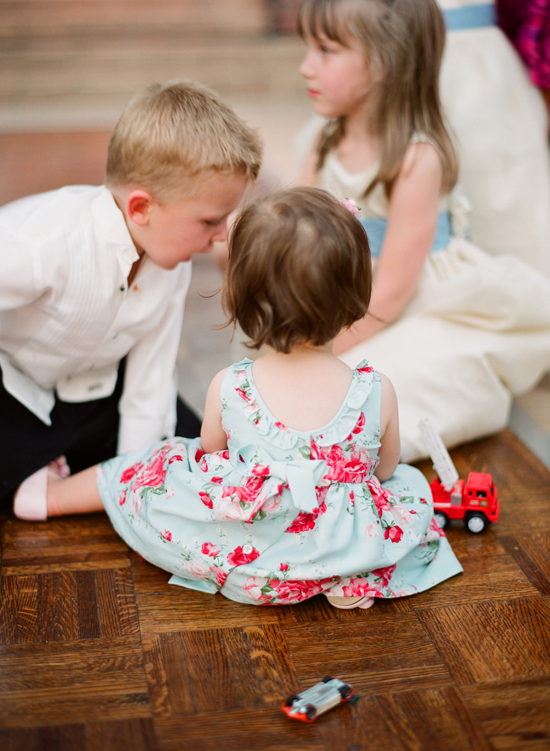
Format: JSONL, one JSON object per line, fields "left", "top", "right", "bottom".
{"left": 373, "top": 373, "right": 400, "bottom": 482}
{"left": 334, "top": 141, "right": 443, "bottom": 355}
{"left": 200, "top": 368, "right": 229, "bottom": 453}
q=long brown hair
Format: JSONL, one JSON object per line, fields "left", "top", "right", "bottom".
{"left": 223, "top": 187, "right": 372, "bottom": 353}
{"left": 298, "top": 0, "right": 458, "bottom": 198}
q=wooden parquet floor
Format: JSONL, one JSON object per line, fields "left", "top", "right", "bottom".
{"left": 1, "top": 429, "right": 550, "bottom": 750}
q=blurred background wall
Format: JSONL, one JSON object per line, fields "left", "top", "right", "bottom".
{"left": 0, "top": 0, "right": 310, "bottom": 203}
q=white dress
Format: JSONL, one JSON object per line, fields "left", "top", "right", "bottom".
{"left": 319, "top": 151, "right": 550, "bottom": 462}
{"left": 438, "top": 0, "right": 550, "bottom": 277}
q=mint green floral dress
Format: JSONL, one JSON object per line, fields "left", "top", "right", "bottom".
{"left": 98, "top": 359, "right": 463, "bottom": 606}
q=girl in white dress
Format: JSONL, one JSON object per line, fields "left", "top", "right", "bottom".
{"left": 438, "top": 0, "right": 550, "bottom": 276}
{"left": 298, "top": 0, "right": 550, "bottom": 462}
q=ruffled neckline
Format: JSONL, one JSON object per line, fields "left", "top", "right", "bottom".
{"left": 324, "top": 132, "right": 433, "bottom": 183}
{"left": 324, "top": 151, "right": 379, "bottom": 184}
{"left": 230, "top": 358, "right": 376, "bottom": 449}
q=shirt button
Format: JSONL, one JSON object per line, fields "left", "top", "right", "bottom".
{"left": 119, "top": 285, "right": 125, "bottom": 292}
{"left": 242, "top": 544, "right": 253, "bottom": 554}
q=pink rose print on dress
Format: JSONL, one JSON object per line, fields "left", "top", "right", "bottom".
{"left": 199, "top": 491, "right": 213, "bottom": 509}
{"left": 346, "top": 412, "right": 366, "bottom": 440}
{"left": 222, "top": 475, "right": 265, "bottom": 506}
{"left": 384, "top": 525, "right": 404, "bottom": 543}
{"left": 341, "top": 579, "right": 380, "bottom": 598}
{"left": 120, "top": 462, "right": 144, "bottom": 484}
{"left": 371, "top": 564, "right": 396, "bottom": 587}
{"left": 244, "top": 577, "right": 273, "bottom": 604}
{"left": 365, "top": 522, "right": 379, "bottom": 538}
{"left": 211, "top": 476, "right": 223, "bottom": 484}
{"left": 367, "top": 478, "right": 394, "bottom": 518}
{"left": 118, "top": 491, "right": 127, "bottom": 506}
{"left": 285, "top": 496, "right": 327, "bottom": 534}
{"left": 260, "top": 492, "right": 283, "bottom": 516}
{"left": 131, "top": 447, "right": 171, "bottom": 491}
{"left": 209, "top": 566, "right": 227, "bottom": 586}
{"left": 391, "top": 503, "right": 415, "bottom": 527}
{"left": 235, "top": 387, "right": 250, "bottom": 402}
{"left": 310, "top": 439, "right": 372, "bottom": 484}
{"left": 195, "top": 449, "right": 205, "bottom": 463}
{"left": 201, "top": 542, "right": 221, "bottom": 557}
{"left": 272, "top": 578, "right": 327, "bottom": 604}
{"left": 327, "top": 449, "right": 372, "bottom": 483}
{"left": 357, "top": 365, "right": 373, "bottom": 374}
{"left": 161, "top": 530, "right": 172, "bottom": 542}
{"left": 279, "top": 563, "right": 289, "bottom": 571}
{"left": 186, "top": 559, "right": 211, "bottom": 579}
{"left": 168, "top": 454, "right": 184, "bottom": 465}
{"left": 251, "top": 464, "right": 270, "bottom": 477}
{"left": 227, "top": 545, "right": 260, "bottom": 566}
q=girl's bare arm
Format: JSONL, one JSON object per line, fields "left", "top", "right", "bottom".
{"left": 334, "top": 142, "right": 443, "bottom": 355}
{"left": 373, "top": 373, "right": 400, "bottom": 482}
{"left": 200, "top": 368, "right": 229, "bottom": 453}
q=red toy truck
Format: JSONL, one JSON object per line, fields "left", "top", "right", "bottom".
{"left": 419, "top": 418, "right": 499, "bottom": 534}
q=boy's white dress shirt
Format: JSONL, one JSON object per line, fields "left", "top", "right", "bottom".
{"left": 0, "top": 185, "right": 191, "bottom": 454}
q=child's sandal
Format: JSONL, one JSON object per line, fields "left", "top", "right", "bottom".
{"left": 326, "top": 596, "right": 375, "bottom": 610}
{"left": 13, "top": 456, "right": 70, "bottom": 521}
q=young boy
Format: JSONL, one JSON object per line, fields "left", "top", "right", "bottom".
{"left": 1, "top": 79, "right": 262, "bottom": 516}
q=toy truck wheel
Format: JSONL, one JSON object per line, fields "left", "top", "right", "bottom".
{"left": 434, "top": 511, "right": 448, "bottom": 529}
{"left": 305, "top": 704, "right": 316, "bottom": 721}
{"left": 466, "top": 512, "right": 488, "bottom": 534}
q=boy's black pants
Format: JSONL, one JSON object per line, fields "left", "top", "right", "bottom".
{"left": 0, "top": 361, "right": 201, "bottom": 506}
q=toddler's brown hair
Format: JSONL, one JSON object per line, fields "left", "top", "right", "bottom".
{"left": 223, "top": 187, "right": 372, "bottom": 353}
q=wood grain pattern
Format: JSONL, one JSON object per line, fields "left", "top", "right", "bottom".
{"left": 2, "top": 428, "right": 550, "bottom": 749}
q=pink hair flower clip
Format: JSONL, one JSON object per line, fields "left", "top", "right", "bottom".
{"left": 340, "top": 198, "right": 362, "bottom": 218}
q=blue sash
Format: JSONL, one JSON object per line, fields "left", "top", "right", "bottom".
{"left": 443, "top": 3, "right": 496, "bottom": 31}
{"left": 360, "top": 211, "right": 452, "bottom": 258}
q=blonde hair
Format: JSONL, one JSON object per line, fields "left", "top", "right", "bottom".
{"left": 106, "top": 80, "right": 262, "bottom": 203}
{"left": 298, "top": 0, "right": 458, "bottom": 198}
{"left": 223, "top": 187, "right": 372, "bottom": 354}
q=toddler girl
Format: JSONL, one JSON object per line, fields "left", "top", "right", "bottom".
{"left": 29, "top": 188, "right": 462, "bottom": 609}
{"left": 298, "top": 0, "right": 550, "bottom": 462}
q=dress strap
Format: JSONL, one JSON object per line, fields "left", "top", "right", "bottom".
{"left": 221, "top": 359, "right": 254, "bottom": 402}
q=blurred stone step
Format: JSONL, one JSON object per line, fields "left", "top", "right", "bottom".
{"left": 0, "top": 36, "right": 305, "bottom": 101}
{"left": 0, "top": 0, "right": 268, "bottom": 41}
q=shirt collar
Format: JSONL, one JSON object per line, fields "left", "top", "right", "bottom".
{"left": 91, "top": 187, "right": 140, "bottom": 270}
